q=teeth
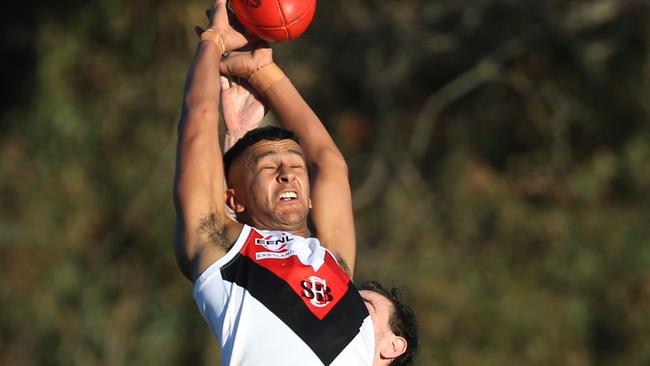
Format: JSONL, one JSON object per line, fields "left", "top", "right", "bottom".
{"left": 280, "top": 192, "right": 297, "bottom": 200}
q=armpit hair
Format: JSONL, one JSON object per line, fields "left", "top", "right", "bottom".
{"left": 334, "top": 253, "right": 352, "bottom": 278}
{"left": 198, "top": 211, "right": 231, "bottom": 250}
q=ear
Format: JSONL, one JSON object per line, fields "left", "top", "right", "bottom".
{"left": 224, "top": 188, "right": 246, "bottom": 213}
{"left": 380, "top": 336, "right": 407, "bottom": 360}
{"left": 308, "top": 197, "right": 312, "bottom": 209}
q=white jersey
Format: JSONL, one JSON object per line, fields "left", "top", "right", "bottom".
{"left": 193, "top": 225, "right": 375, "bottom": 366}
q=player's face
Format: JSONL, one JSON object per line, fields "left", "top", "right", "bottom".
{"left": 360, "top": 290, "right": 395, "bottom": 342}
{"left": 360, "top": 290, "right": 405, "bottom": 365}
{"left": 230, "top": 139, "right": 310, "bottom": 230}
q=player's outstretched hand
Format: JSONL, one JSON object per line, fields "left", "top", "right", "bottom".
{"left": 195, "top": 0, "right": 249, "bottom": 52}
{"left": 219, "top": 40, "right": 274, "bottom": 79}
{"left": 221, "top": 76, "right": 268, "bottom": 151}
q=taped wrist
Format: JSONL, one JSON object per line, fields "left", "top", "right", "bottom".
{"left": 248, "top": 63, "right": 286, "bottom": 93}
{"left": 200, "top": 29, "right": 225, "bottom": 56}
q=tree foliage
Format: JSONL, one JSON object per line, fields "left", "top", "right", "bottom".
{"left": 1, "top": 0, "right": 649, "bottom": 365}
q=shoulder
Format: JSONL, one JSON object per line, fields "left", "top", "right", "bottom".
{"left": 331, "top": 250, "right": 352, "bottom": 278}
{"left": 190, "top": 219, "right": 247, "bottom": 282}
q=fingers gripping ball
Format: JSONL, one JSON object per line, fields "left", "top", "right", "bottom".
{"left": 231, "top": 0, "right": 316, "bottom": 42}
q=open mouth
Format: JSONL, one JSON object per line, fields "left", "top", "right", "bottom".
{"left": 279, "top": 191, "right": 298, "bottom": 201}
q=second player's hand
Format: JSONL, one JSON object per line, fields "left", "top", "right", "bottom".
{"left": 221, "top": 76, "right": 267, "bottom": 151}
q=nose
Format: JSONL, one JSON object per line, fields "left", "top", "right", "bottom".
{"left": 277, "top": 164, "right": 295, "bottom": 184}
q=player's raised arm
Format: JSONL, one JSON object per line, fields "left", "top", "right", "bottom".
{"left": 260, "top": 68, "right": 356, "bottom": 276}
{"left": 173, "top": 0, "right": 248, "bottom": 282}
{"left": 220, "top": 46, "right": 357, "bottom": 276}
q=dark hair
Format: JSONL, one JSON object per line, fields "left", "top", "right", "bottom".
{"left": 358, "top": 280, "right": 419, "bottom": 366}
{"left": 223, "top": 126, "right": 300, "bottom": 177}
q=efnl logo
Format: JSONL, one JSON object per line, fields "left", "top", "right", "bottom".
{"left": 255, "top": 233, "right": 293, "bottom": 251}
{"left": 255, "top": 233, "right": 297, "bottom": 260}
{"left": 300, "top": 276, "right": 333, "bottom": 308}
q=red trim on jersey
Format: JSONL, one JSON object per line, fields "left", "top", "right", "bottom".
{"left": 240, "top": 229, "right": 350, "bottom": 320}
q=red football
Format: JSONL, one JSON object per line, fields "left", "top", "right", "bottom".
{"left": 231, "top": 0, "right": 316, "bottom": 42}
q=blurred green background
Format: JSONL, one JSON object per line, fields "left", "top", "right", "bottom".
{"left": 2, "top": 0, "right": 650, "bottom": 365}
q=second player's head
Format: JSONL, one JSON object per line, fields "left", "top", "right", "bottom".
{"left": 358, "top": 281, "right": 419, "bottom": 366}
{"left": 223, "top": 126, "right": 311, "bottom": 232}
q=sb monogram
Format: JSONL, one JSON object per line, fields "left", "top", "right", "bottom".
{"left": 300, "top": 276, "right": 333, "bottom": 308}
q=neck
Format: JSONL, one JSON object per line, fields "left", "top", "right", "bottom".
{"left": 240, "top": 214, "right": 311, "bottom": 237}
